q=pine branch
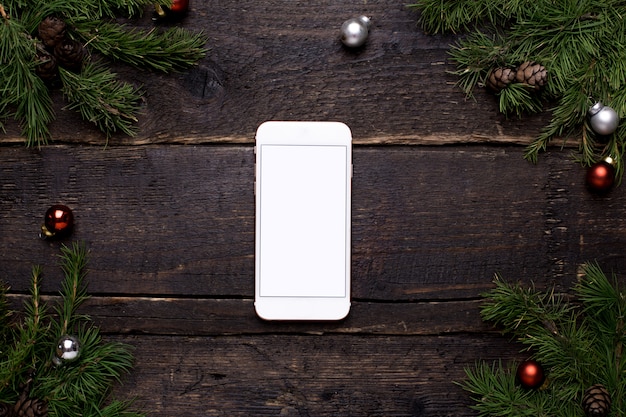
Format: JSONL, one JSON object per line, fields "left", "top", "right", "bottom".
{"left": 75, "top": 21, "right": 207, "bottom": 72}
{"left": 411, "top": 0, "right": 626, "bottom": 183}
{"left": 55, "top": 242, "right": 89, "bottom": 336}
{"left": 59, "top": 64, "right": 140, "bottom": 138}
{"left": 0, "top": 11, "right": 54, "bottom": 146}
{"left": 460, "top": 264, "right": 626, "bottom": 415}
{"left": 0, "top": 266, "right": 49, "bottom": 397}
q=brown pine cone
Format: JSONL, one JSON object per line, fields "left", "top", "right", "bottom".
{"left": 35, "top": 48, "right": 58, "bottom": 82}
{"left": 38, "top": 16, "right": 66, "bottom": 48}
{"left": 582, "top": 384, "right": 611, "bottom": 417}
{"left": 54, "top": 38, "right": 87, "bottom": 72}
{"left": 515, "top": 61, "right": 547, "bottom": 90}
{"left": 486, "top": 67, "right": 516, "bottom": 93}
{"left": 14, "top": 398, "right": 48, "bottom": 417}
{"left": 0, "top": 403, "right": 11, "bottom": 417}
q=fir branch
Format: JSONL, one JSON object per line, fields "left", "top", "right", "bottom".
{"left": 38, "top": 326, "right": 135, "bottom": 416}
{"left": 411, "top": 0, "right": 626, "bottom": 182}
{"left": 461, "top": 265, "right": 626, "bottom": 415}
{"left": 457, "top": 360, "right": 578, "bottom": 417}
{"left": 480, "top": 274, "right": 571, "bottom": 337}
{"left": 75, "top": 21, "right": 207, "bottom": 72}
{"left": 59, "top": 63, "right": 140, "bottom": 138}
{"left": 55, "top": 242, "right": 90, "bottom": 336}
{"left": 0, "top": 12, "right": 54, "bottom": 146}
{"left": 0, "top": 266, "right": 49, "bottom": 396}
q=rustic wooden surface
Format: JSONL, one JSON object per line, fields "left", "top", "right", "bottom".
{"left": 1, "top": 1, "right": 626, "bottom": 416}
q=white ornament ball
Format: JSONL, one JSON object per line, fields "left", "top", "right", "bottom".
{"left": 341, "top": 16, "right": 371, "bottom": 48}
{"left": 54, "top": 335, "right": 81, "bottom": 365}
{"left": 588, "top": 102, "right": 620, "bottom": 135}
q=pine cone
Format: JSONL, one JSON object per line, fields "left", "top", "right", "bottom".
{"left": 14, "top": 398, "right": 48, "bottom": 417}
{"left": 54, "top": 38, "right": 87, "bottom": 72}
{"left": 582, "top": 384, "right": 611, "bottom": 417}
{"left": 515, "top": 61, "right": 547, "bottom": 90}
{"left": 35, "top": 49, "right": 58, "bottom": 82}
{"left": 486, "top": 67, "right": 516, "bottom": 93}
{"left": 37, "top": 16, "right": 66, "bottom": 48}
{"left": 0, "top": 403, "right": 11, "bottom": 417}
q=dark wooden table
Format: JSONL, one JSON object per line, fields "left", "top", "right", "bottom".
{"left": 2, "top": 1, "right": 626, "bottom": 415}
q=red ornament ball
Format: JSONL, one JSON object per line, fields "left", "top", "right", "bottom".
{"left": 154, "top": 0, "right": 189, "bottom": 19}
{"left": 169, "top": 0, "right": 189, "bottom": 13}
{"left": 41, "top": 204, "right": 74, "bottom": 239}
{"left": 586, "top": 159, "right": 616, "bottom": 193}
{"left": 516, "top": 360, "right": 545, "bottom": 389}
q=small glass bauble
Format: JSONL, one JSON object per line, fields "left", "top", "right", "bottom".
{"left": 341, "top": 16, "right": 371, "bottom": 48}
{"left": 516, "top": 359, "right": 545, "bottom": 389}
{"left": 586, "top": 157, "right": 616, "bottom": 194}
{"left": 40, "top": 204, "right": 74, "bottom": 239}
{"left": 53, "top": 335, "right": 81, "bottom": 366}
{"left": 588, "top": 102, "right": 619, "bottom": 136}
{"left": 153, "top": 0, "right": 189, "bottom": 21}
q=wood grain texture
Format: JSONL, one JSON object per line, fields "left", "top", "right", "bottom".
{"left": 1, "top": 2, "right": 625, "bottom": 414}
{"left": 0, "top": 0, "right": 553, "bottom": 146}
{"left": 108, "top": 334, "right": 522, "bottom": 417}
{"left": 2, "top": 142, "right": 626, "bottom": 416}
{"left": 2, "top": 145, "right": 625, "bottom": 300}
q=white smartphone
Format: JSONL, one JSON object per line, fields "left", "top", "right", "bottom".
{"left": 255, "top": 121, "right": 352, "bottom": 320}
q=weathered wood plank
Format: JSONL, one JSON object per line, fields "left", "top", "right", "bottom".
{"left": 0, "top": 1, "right": 553, "bottom": 146}
{"left": 1, "top": 145, "right": 625, "bottom": 301}
{"left": 109, "top": 333, "right": 522, "bottom": 417}
{"left": 7, "top": 295, "right": 488, "bottom": 336}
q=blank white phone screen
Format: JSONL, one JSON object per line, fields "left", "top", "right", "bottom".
{"left": 258, "top": 144, "right": 348, "bottom": 298}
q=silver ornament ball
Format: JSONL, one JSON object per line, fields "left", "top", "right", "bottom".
{"left": 588, "top": 102, "right": 620, "bottom": 136}
{"left": 54, "top": 335, "right": 81, "bottom": 365}
{"left": 341, "top": 16, "right": 371, "bottom": 48}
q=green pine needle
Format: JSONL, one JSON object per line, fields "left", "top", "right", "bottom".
{"left": 410, "top": 0, "right": 626, "bottom": 182}
{"left": 75, "top": 21, "right": 208, "bottom": 72}
{"left": 55, "top": 242, "right": 90, "bottom": 336}
{"left": 1, "top": 0, "right": 205, "bottom": 144}
{"left": 0, "top": 243, "right": 144, "bottom": 417}
{"left": 461, "top": 263, "right": 626, "bottom": 415}
{"left": 59, "top": 64, "right": 140, "bottom": 138}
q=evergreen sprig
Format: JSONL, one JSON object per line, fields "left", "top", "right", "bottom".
{"left": 1, "top": 0, "right": 207, "bottom": 146}
{"left": 60, "top": 64, "right": 140, "bottom": 138}
{"left": 0, "top": 242, "right": 144, "bottom": 417}
{"left": 459, "top": 262, "right": 626, "bottom": 416}
{"left": 410, "top": 0, "right": 626, "bottom": 182}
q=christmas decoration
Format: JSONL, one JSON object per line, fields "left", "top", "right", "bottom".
{"left": 40, "top": 204, "right": 74, "bottom": 239}
{"left": 0, "top": 382, "right": 48, "bottom": 417}
{"left": 0, "top": 1, "right": 207, "bottom": 146}
{"left": 340, "top": 16, "right": 371, "bottom": 48}
{"left": 516, "top": 360, "right": 545, "bottom": 389}
{"left": 409, "top": 0, "right": 626, "bottom": 184}
{"left": 53, "top": 335, "right": 81, "bottom": 365}
{"left": 588, "top": 102, "right": 620, "bottom": 136}
{"left": 0, "top": 242, "right": 144, "bottom": 417}
{"left": 154, "top": 0, "right": 190, "bottom": 19}
{"left": 458, "top": 262, "right": 626, "bottom": 416}
{"left": 486, "top": 67, "right": 516, "bottom": 93}
{"left": 586, "top": 157, "right": 616, "bottom": 194}
{"left": 582, "top": 384, "right": 611, "bottom": 417}
{"left": 515, "top": 61, "right": 547, "bottom": 91}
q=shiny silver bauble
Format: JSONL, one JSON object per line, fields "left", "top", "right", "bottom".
{"left": 588, "top": 102, "right": 620, "bottom": 136}
{"left": 341, "top": 16, "right": 371, "bottom": 48}
{"left": 53, "top": 335, "right": 81, "bottom": 365}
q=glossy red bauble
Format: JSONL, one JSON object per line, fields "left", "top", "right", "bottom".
{"left": 169, "top": 0, "right": 189, "bottom": 13}
{"left": 516, "top": 360, "right": 545, "bottom": 389}
{"left": 154, "top": 0, "right": 189, "bottom": 19}
{"left": 41, "top": 204, "right": 74, "bottom": 239}
{"left": 586, "top": 160, "right": 616, "bottom": 194}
